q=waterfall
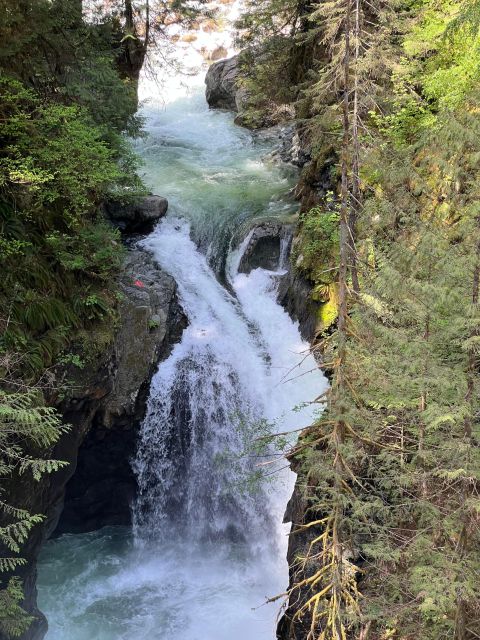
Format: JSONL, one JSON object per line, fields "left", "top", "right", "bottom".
{"left": 133, "top": 218, "right": 326, "bottom": 554}
{"left": 279, "top": 232, "right": 293, "bottom": 271}
{"left": 36, "top": 8, "right": 328, "bottom": 638}
{"left": 133, "top": 218, "right": 271, "bottom": 544}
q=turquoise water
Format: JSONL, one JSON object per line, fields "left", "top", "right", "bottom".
{"left": 38, "top": 528, "right": 283, "bottom": 640}
{"left": 136, "top": 87, "right": 297, "bottom": 270}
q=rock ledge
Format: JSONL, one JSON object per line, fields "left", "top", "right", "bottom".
{"left": 105, "top": 195, "right": 168, "bottom": 234}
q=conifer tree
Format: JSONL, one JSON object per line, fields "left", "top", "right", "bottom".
{"left": 281, "top": 2, "right": 368, "bottom": 638}
{"left": 280, "top": 1, "right": 480, "bottom": 639}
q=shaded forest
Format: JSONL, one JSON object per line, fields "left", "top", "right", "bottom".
{"left": 235, "top": 0, "right": 480, "bottom": 637}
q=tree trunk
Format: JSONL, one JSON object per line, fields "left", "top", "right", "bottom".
{"left": 349, "top": 0, "right": 361, "bottom": 294}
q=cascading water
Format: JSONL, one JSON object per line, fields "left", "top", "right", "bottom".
{"left": 37, "top": 10, "right": 328, "bottom": 639}
{"left": 133, "top": 218, "right": 272, "bottom": 543}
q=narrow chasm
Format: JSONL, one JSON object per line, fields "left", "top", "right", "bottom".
{"left": 34, "top": 10, "right": 327, "bottom": 640}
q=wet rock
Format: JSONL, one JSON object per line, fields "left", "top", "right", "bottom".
{"left": 237, "top": 221, "right": 293, "bottom": 274}
{"left": 244, "top": 236, "right": 281, "bottom": 272}
{"left": 105, "top": 251, "right": 183, "bottom": 424}
{"left": 277, "top": 269, "right": 321, "bottom": 342}
{"left": 56, "top": 249, "right": 187, "bottom": 535}
{"left": 277, "top": 457, "right": 319, "bottom": 640}
{"left": 2, "top": 247, "right": 186, "bottom": 640}
{"left": 205, "top": 54, "right": 243, "bottom": 111}
{"left": 271, "top": 125, "right": 310, "bottom": 167}
{"left": 105, "top": 195, "right": 168, "bottom": 234}
{"left": 252, "top": 123, "right": 310, "bottom": 167}
{"left": 233, "top": 218, "right": 321, "bottom": 340}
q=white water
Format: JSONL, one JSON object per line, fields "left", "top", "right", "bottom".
{"left": 37, "top": 15, "right": 327, "bottom": 640}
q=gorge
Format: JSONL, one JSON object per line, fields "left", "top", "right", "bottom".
{"left": 34, "top": 23, "right": 327, "bottom": 640}
{"left": 3, "top": 1, "right": 476, "bottom": 638}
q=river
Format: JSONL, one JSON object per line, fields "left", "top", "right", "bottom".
{"left": 37, "top": 20, "right": 327, "bottom": 640}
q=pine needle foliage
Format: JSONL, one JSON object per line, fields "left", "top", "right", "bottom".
{"left": 349, "top": 77, "right": 480, "bottom": 636}
{"left": 254, "top": 0, "right": 480, "bottom": 638}
{"left": 0, "top": 578, "right": 34, "bottom": 638}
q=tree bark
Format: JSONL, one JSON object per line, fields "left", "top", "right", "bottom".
{"left": 349, "top": 0, "right": 361, "bottom": 294}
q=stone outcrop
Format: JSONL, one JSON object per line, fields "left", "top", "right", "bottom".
{"left": 55, "top": 249, "right": 186, "bottom": 535}
{"left": 105, "top": 195, "right": 169, "bottom": 234}
{"left": 259, "top": 123, "right": 310, "bottom": 168}
{"left": 232, "top": 218, "right": 321, "bottom": 341}
{"left": 237, "top": 221, "right": 293, "bottom": 274}
{"left": 231, "top": 217, "right": 323, "bottom": 343}
{"left": 277, "top": 268, "right": 321, "bottom": 342}
{"left": 3, "top": 247, "right": 186, "bottom": 640}
{"left": 276, "top": 454, "right": 321, "bottom": 640}
{"left": 205, "top": 55, "right": 247, "bottom": 112}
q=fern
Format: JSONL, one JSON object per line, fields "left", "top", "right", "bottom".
{"left": 0, "top": 389, "right": 69, "bottom": 628}
{"left": 0, "top": 578, "right": 34, "bottom": 638}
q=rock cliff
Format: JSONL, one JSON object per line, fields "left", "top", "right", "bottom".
{"left": 2, "top": 247, "right": 186, "bottom": 640}
{"left": 105, "top": 195, "right": 169, "bottom": 234}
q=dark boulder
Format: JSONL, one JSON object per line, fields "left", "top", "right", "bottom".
{"left": 105, "top": 195, "right": 168, "bottom": 233}
{"left": 205, "top": 55, "right": 246, "bottom": 111}
{"left": 56, "top": 249, "right": 186, "bottom": 534}
{"left": 277, "top": 268, "right": 321, "bottom": 341}
{"left": 237, "top": 221, "right": 293, "bottom": 274}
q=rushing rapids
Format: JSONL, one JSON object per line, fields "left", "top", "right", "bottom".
{"left": 37, "top": 16, "right": 328, "bottom": 640}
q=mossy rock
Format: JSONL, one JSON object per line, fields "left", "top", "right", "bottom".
{"left": 313, "top": 282, "right": 339, "bottom": 333}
